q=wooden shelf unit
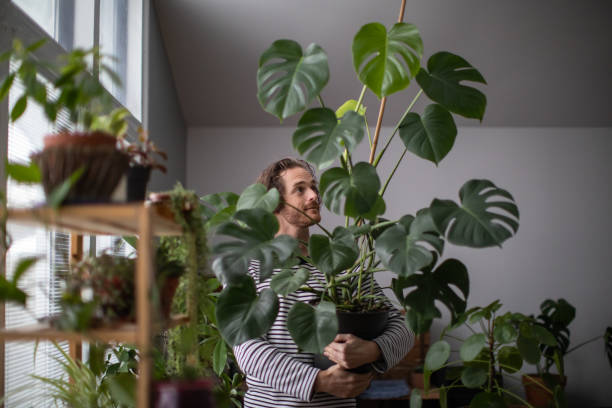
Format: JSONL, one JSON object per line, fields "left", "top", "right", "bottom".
{"left": 1, "top": 201, "right": 183, "bottom": 408}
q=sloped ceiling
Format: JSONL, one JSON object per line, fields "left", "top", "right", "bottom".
{"left": 154, "top": 0, "right": 612, "bottom": 127}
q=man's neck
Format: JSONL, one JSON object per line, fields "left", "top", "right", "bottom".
{"left": 276, "top": 220, "right": 310, "bottom": 257}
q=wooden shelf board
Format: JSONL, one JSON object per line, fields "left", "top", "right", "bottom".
{"left": 0, "top": 315, "right": 189, "bottom": 345}
{"left": 5, "top": 202, "right": 182, "bottom": 236}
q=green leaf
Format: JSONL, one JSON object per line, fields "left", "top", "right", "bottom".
{"left": 0, "top": 276, "right": 27, "bottom": 305}
{"left": 46, "top": 167, "right": 84, "bottom": 208}
{"left": 352, "top": 22, "right": 423, "bottom": 98}
{"left": 461, "top": 366, "right": 487, "bottom": 388}
{"left": 460, "top": 333, "right": 486, "bottom": 362}
{"left": 399, "top": 104, "right": 457, "bottom": 165}
{"left": 270, "top": 268, "right": 310, "bottom": 295}
{"left": 517, "top": 334, "right": 541, "bottom": 364}
{"left": 498, "top": 346, "right": 523, "bottom": 373}
{"left": 532, "top": 325, "right": 557, "bottom": 346}
{"left": 375, "top": 211, "right": 444, "bottom": 277}
{"left": 0, "top": 73, "right": 15, "bottom": 100}
{"left": 216, "top": 275, "right": 279, "bottom": 346}
{"left": 293, "top": 108, "right": 364, "bottom": 170}
{"left": 257, "top": 40, "right": 329, "bottom": 121}
{"left": 309, "top": 227, "right": 359, "bottom": 276}
{"left": 212, "top": 209, "right": 298, "bottom": 283}
{"left": 416, "top": 51, "right": 487, "bottom": 121}
{"left": 336, "top": 99, "right": 366, "bottom": 118}
{"left": 5, "top": 160, "right": 41, "bottom": 184}
{"left": 319, "top": 162, "right": 382, "bottom": 218}
{"left": 106, "top": 373, "right": 136, "bottom": 407}
{"left": 493, "top": 322, "right": 517, "bottom": 344}
{"left": 430, "top": 179, "right": 519, "bottom": 248}
{"left": 12, "top": 256, "right": 39, "bottom": 284}
{"left": 425, "top": 340, "right": 450, "bottom": 371}
{"left": 10, "top": 95, "right": 27, "bottom": 122}
{"left": 25, "top": 38, "right": 47, "bottom": 52}
{"left": 213, "top": 340, "right": 228, "bottom": 376}
{"left": 287, "top": 301, "right": 338, "bottom": 353}
{"left": 236, "top": 184, "right": 280, "bottom": 213}
{"left": 201, "top": 191, "right": 239, "bottom": 229}
{"left": 409, "top": 388, "right": 422, "bottom": 408}
{"left": 469, "top": 392, "right": 505, "bottom": 408}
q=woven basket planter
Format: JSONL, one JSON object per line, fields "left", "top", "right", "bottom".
{"left": 32, "top": 131, "right": 129, "bottom": 204}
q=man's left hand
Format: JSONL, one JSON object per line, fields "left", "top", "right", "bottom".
{"left": 323, "top": 333, "right": 382, "bottom": 369}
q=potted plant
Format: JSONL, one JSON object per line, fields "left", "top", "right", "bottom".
{"left": 0, "top": 38, "right": 131, "bottom": 204}
{"left": 420, "top": 300, "right": 558, "bottom": 408}
{"left": 522, "top": 298, "right": 612, "bottom": 407}
{"left": 207, "top": 0, "right": 519, "bottom": 373}
{"left": 118, "top": 128, "right": 168, "bottom": 202}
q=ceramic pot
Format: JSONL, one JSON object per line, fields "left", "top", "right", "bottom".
{"left": 31, "top": 131, "right": 129, "bottom": 204}
{"left": 313, "top": 309, "right": 388, "bottom": 373}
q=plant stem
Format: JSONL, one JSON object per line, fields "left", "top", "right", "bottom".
{"left": 355, "top": 85, "right": 367, "bottom": 113}
{"left": 380, "top": 146, "right": 408, "bottom": 198}
{"left": 282, "top": 201, "right": 332, "bottom": 237}
{"left": 498, "top": 387, "right": 536, "bottom": 408}
{"left": 566, "top": 334, "right": 603, "bottom": 354}
{"left": 317, "top": 94, "right": 325, "bottom": 108}
{"left": 373, "top": 89, "right": 423, "bottom": 168}
{"left": 368, "top": 98, "right": 387, "bottom": 164}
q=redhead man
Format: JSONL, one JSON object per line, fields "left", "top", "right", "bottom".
{"left": 233, "top": 158, "right": 413, "bottom": 407}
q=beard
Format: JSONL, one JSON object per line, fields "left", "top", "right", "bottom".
{"left": 277, "top": 204, "right": 321, "bottom": 228}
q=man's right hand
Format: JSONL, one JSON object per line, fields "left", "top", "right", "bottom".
{"left": 313, "top": 364, "right": 373, "bottom": 398}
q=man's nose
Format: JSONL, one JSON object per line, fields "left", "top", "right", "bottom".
{"left": 306, "top": 188, "right": 318, "bottom": 202}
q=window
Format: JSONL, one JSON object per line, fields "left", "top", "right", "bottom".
{"left": 2, "top": 1, "right": 144, "bottom": 406}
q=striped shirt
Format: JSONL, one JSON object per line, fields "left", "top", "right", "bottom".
{"left": 234, "top": 260, "right": 414, "bottom": 407}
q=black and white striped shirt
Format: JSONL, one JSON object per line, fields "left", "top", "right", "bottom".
{"left": 234, "top": 260, "right": 414, "bottom": 407}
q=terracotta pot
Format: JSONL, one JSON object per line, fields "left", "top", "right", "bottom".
{"left": 32, "top": 131, "right": 129, "bottom": 204}
{"left": 522, "top": 374, "right": 566, "bottom": 408}
{"left": 153, "top": 379, "right": 214, "bottom": 408}
{"left": 313, "top": 309, "right": 389, "bottom": 373}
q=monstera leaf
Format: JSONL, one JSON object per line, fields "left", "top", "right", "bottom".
{"left": 212, "top": 209, "right": 298, "bottom": 283}
{"left": 293, "top": 108, "right": 364, "bottom": 170}
{"left": 236, "top": 184, "right": 280, "bottom": 212}
{"left": 335, "top": 99, "right": 367, "bottom": 118}
{"left": 430, "top": 179, "right": 519, "bottom": 248}
{"left": 416, "top": 51, "right": 487, "bottom": 121}
{"left": 375, "top": 210, "right": 444, "bottom": 277}
{"left": 287, "top": 301, "right": 338, "bottom": 353}
{"left": 319, "top": 162, "right": 383, "bottom": 218}
{"left": 270, "top": 268, "right": 310, "bottom": 296}
{"left": 396, "top": 258, "right": 469, "bottom": 334}
{"left": 353, "top": 22, "right": 423, "bottom": 98}
{"left": 257, "top": 39, "right": 329, "bottom": 121}
{"left": 310, "top": 227, "right": 359, "bottom": 276}
{"left": 215, "top": 275, "right": 279, "bottom": 346}
{"left": 201, "top": 191, "right": 239, "bottom": 228}
{"left": 399, "top": 104, "right": 457, "bottom": 165}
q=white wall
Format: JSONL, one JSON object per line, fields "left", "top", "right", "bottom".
{"left": 187, "top": 125, "right": 612, "bottom": 405}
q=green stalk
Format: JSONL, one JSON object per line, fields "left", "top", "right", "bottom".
{"left": 373, "top": 89, "right": 423, "bottom": 168}
{"left": 498, "top": 387, "right": 536, "bottom": 408}
{"left": 379, "top": 146, "right": 408, "bottom": 198}
{"left": 566, "top": 334, "right": 603, "bottom": 354}
{"left": 317, "top": 94, "right": 325, "bottom": 107}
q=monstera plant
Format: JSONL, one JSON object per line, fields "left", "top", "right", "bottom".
{"left": 209, "top": 1, "right": 520, "bottom": 357}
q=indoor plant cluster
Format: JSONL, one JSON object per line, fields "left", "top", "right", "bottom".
{"left": 209, "top": 0, "right": 520, "bottom": 366}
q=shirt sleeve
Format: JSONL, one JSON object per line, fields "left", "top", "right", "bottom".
{"left": 360, "top": 274, "right": 414, "bottom": 373}
{"left": 233, "top": 338, "right": 321, "bottom": 402}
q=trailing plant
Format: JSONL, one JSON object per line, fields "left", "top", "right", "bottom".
{"left": 1, "top": 38, "right": 129, "bottom": 135}
{"left": 419, "top": 300, "right": 559, "bottom": 408}
{"left": 208, "top": 0, "right": 520, "bottom": 356}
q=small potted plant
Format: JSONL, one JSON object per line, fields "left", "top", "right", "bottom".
{"left": 118, "top": 128, "right": 168, "bottom": 202}
{"left": 0, "top": 38, "right": 131, "bottom": 204}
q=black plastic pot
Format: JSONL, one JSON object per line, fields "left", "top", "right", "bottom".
{"left": 127, "top": 165, "right": 151, "bottom": 202}
{"left": 314, "top": 309, "right": 389, "bottom": 373}
{"left": 154, "top": 379, "right": 214, "bottom": 408}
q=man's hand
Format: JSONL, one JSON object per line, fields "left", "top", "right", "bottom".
{"left": 323, "top": 333, "right": 382, "bottom": 369}
{"left": 314, "top": 364, "right": 373, "bottom": 398}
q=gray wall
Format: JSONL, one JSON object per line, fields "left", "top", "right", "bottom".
{"left": 145, "top": 3, "right": 186, "bottom": 191}
{"left": 187, "top": 125, "right": 612, "bottom": 404}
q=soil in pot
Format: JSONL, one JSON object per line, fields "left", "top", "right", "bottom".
{"left": 127, "top": 165, "right": 152, "bottom": 201}
{"left": 522, "top": 374, "right": 566, "bottom": 408}
{"left": 313, "top": 309, "right": 388, "bottom": 373}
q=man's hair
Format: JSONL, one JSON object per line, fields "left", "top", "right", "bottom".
{"left": 256, "top": 157, "right": 320, "bottom": 211}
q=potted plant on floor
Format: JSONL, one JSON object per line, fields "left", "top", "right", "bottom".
{"left": 0, "top": 38, "right": 131, "bottom": 204}
{"left": 209, "top": 0, "right": 519, "bottom": 366}
{"left": 521, "top": 298, "right": 612, "bottom": 407}
{"left": 420, "top": 300, "right": 558, "bottom": 408}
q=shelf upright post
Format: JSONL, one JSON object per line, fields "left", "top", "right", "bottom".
{"left": 136, "top": 203, "right": 153, "bottom": 408}
{"left": 69, "top": 234, "right": 84, "bottom": 362}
